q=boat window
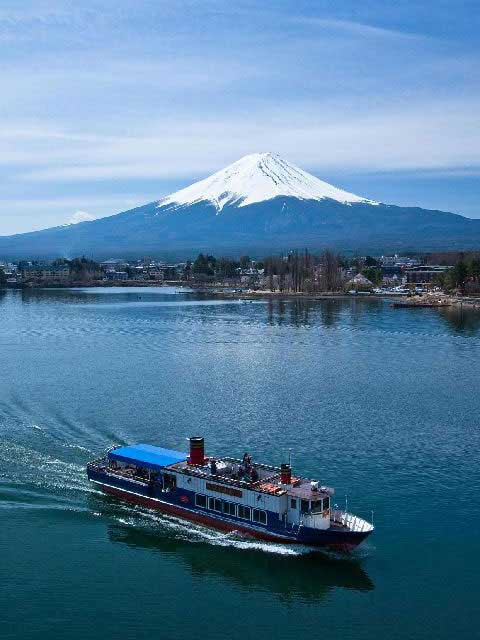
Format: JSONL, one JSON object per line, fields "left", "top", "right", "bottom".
{"left": 209, "top": 497, "right": 222, "bottom": 512}
{"left": 223, "top": 501, "right": 236, "bottom": 516}
{"left": 323, "top": 496, "right": 330, "bottom": 510}
{"left": 134, "top": 466, "right": 149, "bottom": 480}
{"left": 195, "top": 494, "right": 207, "bottom": 508}
{"left": 237, "top": 505, "right": 251, "bottom": 520}
{"left": 310, "top": 499, "right": 322, "bottom": 513}
{"left": 290, "top": 498, "right": 297, "bottom": 509}
{"left": 164, "top": 474, "right": 176, "bottom": 490}
{"left": 252, "top": 509, "right": 267, "bottom": 525}
{"left": 300, "top": 499, "right": 309, "bottom": 513}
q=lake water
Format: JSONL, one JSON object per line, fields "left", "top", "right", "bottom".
{"left": 1, "top": 287, "right": 479, "bottom": 640}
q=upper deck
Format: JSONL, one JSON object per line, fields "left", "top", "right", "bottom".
{"left": 168, "top": 456, "right": 283, "bottom": 494}
{"left": 168, "top": 456, "right": 334, "bottom": 500}
{"left": 103, "top": 441, "right": 334, "bottom": 501}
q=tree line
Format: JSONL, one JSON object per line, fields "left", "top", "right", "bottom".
{"left": 438, "top": 254, "right": 480, "bottom": 293}
{"left": 183, "top": 254, "right": 255, "bottom": 280}
{"left": 186, "top": 250, "right": 382, "bottom": 292}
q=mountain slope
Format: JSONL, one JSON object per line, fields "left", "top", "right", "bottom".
{"left": 1, "top": 153, "right": 479, "bottom": 258}
{"left": 160, "top": 152, "right": 377, "bottom": 210}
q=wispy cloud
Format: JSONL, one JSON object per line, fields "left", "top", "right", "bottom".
{"left": 290, "top": 16, "right": 429, "bottom": 42}
{"left": 0, "top": 0, "right": 479, "bottom": 232}
{"left": 4, "top": 96, "right": 478, "bottom": 184}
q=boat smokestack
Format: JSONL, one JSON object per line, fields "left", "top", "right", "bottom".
{"left": 188, "top": 437, "right": 205, "bottom": 466}
{"left": 281, "top": 463, "right": 292, "bottom": 485}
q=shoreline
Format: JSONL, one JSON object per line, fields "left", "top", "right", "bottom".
{"left": 3, "top": 280, "right": 480, "bottom": 308}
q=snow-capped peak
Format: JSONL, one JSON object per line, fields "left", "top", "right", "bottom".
{"left": 158, "top": 152, "right": 377, "bottom": 212}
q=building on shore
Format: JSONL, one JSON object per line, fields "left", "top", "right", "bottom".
{"left": 21, "top": 264, "right": 71, "bottom": 283}
{"left": 405, "top": 265, "right": 450, "bottom": 284}
{"left": 345, "top": 273, "right": 374, "bottom": 292}
{"left": 106, "top": 270, "right": 128, "bottom": 281}
{"left": 100, "top": 259, "right": 127, "bottom": 271}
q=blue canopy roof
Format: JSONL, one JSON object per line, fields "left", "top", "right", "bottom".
{"left": 108, "top": 444, "right": 186, "bottom": 471}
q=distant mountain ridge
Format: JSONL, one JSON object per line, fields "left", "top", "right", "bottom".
{"left": 1, "top": 152, "right": 479, "bottom": 259}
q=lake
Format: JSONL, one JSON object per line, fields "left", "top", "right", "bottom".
{"left": 1, "top": 287, "right": 479, "bottom": 640}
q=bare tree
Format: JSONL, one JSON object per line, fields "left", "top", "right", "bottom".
{"left": 319, "top": 250, "right": 342, "bottom": 291}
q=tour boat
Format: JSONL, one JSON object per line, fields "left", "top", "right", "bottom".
{"left": 87, "top": 437, "right": 374, "bottom": 551}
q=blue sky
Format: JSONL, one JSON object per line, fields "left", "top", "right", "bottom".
{"left": 1, "top": 0, "right": 479, "bottom": 234}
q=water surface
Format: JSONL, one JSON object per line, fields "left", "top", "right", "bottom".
{"left": 1, "top": 287, "right": 479, "bottom": 639}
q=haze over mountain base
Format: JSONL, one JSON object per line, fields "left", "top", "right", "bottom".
{"left": 1, "top": 153, "right": 479, "bottom": 259}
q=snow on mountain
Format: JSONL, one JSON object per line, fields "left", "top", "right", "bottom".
{"left": 158, "top": 152, "right": 378, "bottom": 212}
{"left": 67, "top": 210, "right": 97, "bottom": 225}
{"left": 1, "top": 147, "right": 479, "bottom": 258}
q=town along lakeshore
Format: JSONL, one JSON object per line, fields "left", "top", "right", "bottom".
{"left": 3, "top": 251, "right": 480, "bottom": 300}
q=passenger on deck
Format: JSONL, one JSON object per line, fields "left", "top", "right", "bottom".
{"left": 251, "top": 467, "right": 259, "bottom": 482}
{"left": 210, "top": 459, "right": 217, "bottom": 475}
{"left": 243, "top": 452, "right": 253, "bottom": 473}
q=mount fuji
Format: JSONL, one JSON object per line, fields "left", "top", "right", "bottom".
{"left": 1, "top": 152, "right": 480, "bottom": 258}
{"left": 159, "top": 152, "right": 378, "bottom": 211}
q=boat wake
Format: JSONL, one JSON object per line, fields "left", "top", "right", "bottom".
{"left": 105, "top": 504, "right": 312, "bottom": 556}
{"left": 0, "top": 411, "right": 104, "bottom": 513}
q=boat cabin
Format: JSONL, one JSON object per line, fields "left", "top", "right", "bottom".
{"left": 93, "top": 438, "right": 334, "bottom": 532}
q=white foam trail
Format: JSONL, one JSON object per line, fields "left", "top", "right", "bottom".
{"left": 110, "top": 506, "right": 313, "bottom": 556}
{"left": 0, "top": 439, "right": 96, "bottom": 502}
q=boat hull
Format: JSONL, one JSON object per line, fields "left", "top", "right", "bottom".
{"left": 92, "top": 479, "right": 371, "bottom": 551}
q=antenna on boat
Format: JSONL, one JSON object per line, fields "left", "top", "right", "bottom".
{"left": 345, "top": 494, "right": 348, "bottom": 515}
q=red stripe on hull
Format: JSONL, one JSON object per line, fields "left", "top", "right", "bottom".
{"left": 99, "top": 483, "right": 295, "bottom": 544}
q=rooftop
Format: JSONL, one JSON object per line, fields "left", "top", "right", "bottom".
{"left": 168, "top": 456, "right": 334, "bottom": 499}
{"left": 108, "top": 444, "right": 187, "bottom": 471}
{"left": 286, "top": 479, "right": 333, "bottom": 500}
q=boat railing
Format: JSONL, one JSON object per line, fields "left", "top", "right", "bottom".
{"left": 89, "top": 455, "right": 285, "bottom": 496}
{"left": 87, "top": 445, "right": 122, "bottom": 468}
{"left": 87, "top": 459, "right": 154, "bottom": 486}
{"left": 180, "top": 465, "right": 251, "bottom": 489}
{"left": 86, "top": 458, "right": 107, "bottom": 470}
{"left": 178, "top": 463, "right": 280, "bottom": 492}
{"left": 330, "top": 509, "right": 374, "bottom": 533}
{"left": 222, "top": 457, "right": 281, "bottom": 474}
